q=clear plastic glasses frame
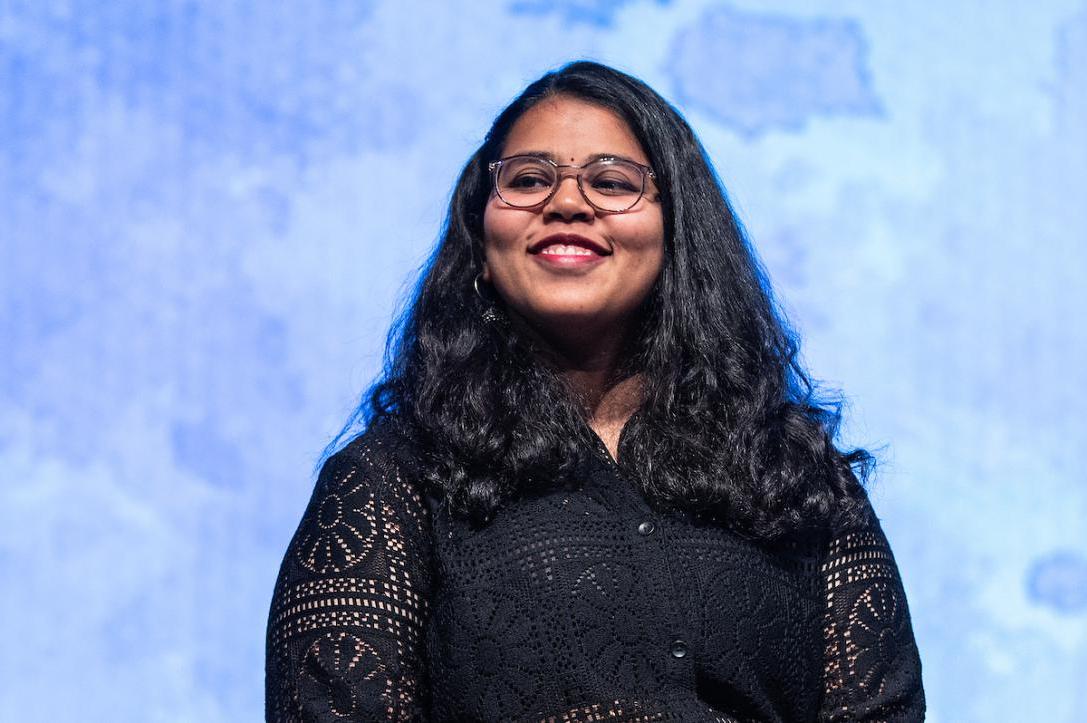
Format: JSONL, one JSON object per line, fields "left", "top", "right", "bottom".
{"left": 488, "top": 155, "right": 657, "bottom": 213}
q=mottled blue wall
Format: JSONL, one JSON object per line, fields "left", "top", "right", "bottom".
{"left": 3, "top": 1, "right": 1085, "bottom": 720}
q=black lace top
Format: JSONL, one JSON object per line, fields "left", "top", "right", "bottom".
{"left": 266, "top": 421, "right": 924, "bottom": 722}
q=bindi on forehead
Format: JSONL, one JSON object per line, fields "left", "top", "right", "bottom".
{"left": 502, "top": 98, "right": 648, "bottom": 164}
{"left": 504, "top": 149, "right": 647, "bottom": 166}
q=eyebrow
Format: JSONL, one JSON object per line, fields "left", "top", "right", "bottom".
{"left": 510, "top": 149, "right": 646, "bottom": 166}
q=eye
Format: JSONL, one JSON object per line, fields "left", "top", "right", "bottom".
{"left": 506, "top": 172, "right": 553, "bottom": 190}
{"left": 590, "top": 173, "right": 639, "bottom": 195}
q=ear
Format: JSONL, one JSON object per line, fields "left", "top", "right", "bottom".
{"left": 481, "top": 259, "right": 492, "bottom": 283}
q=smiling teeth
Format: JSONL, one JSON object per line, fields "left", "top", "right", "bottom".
{"left": 541, "top": 244, "right": 596, "bottom": 256}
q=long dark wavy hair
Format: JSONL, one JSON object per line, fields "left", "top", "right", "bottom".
{"left": 328, "top": 60, "right": 873, "bottom": 541}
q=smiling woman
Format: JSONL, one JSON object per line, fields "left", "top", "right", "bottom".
{"left": 265, "top": 61, "right": 925, "bottom": 722}
{"left": 480, "top": 96, "right": 666, "bottom": 457}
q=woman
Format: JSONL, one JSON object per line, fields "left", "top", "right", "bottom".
{"left": 265, "top": 61, "right": 924, "bottom": 722}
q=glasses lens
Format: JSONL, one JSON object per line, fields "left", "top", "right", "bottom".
{"left": 582, "top": 160, "right": 645, "bottom": 212}
{"left": 496, "top": 157, "right": 556, "bottom": 207}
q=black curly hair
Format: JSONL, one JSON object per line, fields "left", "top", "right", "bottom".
{"left": 326, "top": 60, "right": 873, "bottom": 541}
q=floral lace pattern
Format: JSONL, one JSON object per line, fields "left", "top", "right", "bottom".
{"left": 266, "top": 424, "right": 924, "bottom": 721}
{"left": 266, "top": 435, "right": 433, "bottom": 721}
{"left": 295, "top": 468, "right": 380, "bottom": 574}
{"left": 820, "top": 524, "right": 925, "bottom": 721}
{"left": 299, "top": 632, "right": 392, "bottom": 718}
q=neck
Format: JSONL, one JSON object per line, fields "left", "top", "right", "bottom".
{"left": 507, "top": 311, "right": 644, "bottom": 425}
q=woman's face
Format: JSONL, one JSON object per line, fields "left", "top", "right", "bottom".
{"left": 481, "top": 95, "right": 665, "bottom": 346}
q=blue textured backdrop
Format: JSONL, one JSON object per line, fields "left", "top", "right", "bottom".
{"left": 2, "top": 1, "right": 1086, "bottom": 720}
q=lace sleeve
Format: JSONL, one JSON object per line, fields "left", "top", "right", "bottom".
{"left": 265, "top": 435, "right": 434, "bottom": 722}
{"left": 819, "top": 494, "right": 925, "bottom": 722}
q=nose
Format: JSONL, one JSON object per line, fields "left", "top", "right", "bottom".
{"left": 543, "top": 173, "right": 594, "bottom": 222}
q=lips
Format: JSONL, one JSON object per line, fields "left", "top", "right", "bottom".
{"left": 528, "top": 233, "right": 611, "bottom": 256}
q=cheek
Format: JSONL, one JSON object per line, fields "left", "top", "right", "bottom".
{"left": 481, "top": 203, "right": 537, "bottom": 289}
{"left": 616, "top": 214, "right": 666, "bottom": 263}
{"left": 482, "top": 199, "right": 525, "bottom": 253}
{"left": 624, "top": 220, "right": 666, "bottom": 290}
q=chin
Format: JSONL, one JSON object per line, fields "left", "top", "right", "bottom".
{"left": 527, "top": 299, "right": 608, "bottom": 319}
{"left": 522, "top": 304, "right": 622, "bottom": 331}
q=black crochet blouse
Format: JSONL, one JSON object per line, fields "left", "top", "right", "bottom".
{"left": 265, "top": 421, "right": 924, "bottom": 722}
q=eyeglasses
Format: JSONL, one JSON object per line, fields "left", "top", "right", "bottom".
{"left": 488, "top": 155, "right": 656, "bottom": 213}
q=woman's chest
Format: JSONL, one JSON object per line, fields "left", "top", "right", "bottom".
{"left": 422, "top": 464, "right": 826, "bottom": 721}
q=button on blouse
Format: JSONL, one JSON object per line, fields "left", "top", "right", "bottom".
{"left": 266, "top": 422, "right": 926, "bottom": 722}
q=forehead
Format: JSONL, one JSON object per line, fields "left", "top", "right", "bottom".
{"left": 501, "top": 96, "right": 649, "bottom": 165}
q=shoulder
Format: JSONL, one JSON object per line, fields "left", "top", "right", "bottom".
{"left": 320, "top": 416, "right": 417, "bottom": 496}
{"left": 831, "top": 483, "right": 886, "bottom": 539}
{"left": 821, "top": 485, "right": 906, "bottom": 588}
{"left": 334, "top": 414, "right": 406, "bottom": 464}
{"left": 317, "top": 416, "right": 433, "bottom": 532}
{"left": 285, "top": 418, "right": 432, "bottom": 579}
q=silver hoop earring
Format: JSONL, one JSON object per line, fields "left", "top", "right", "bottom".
{"left": 474, "top": 272, "right": 500, "bottom": 323}
{"left": 473, "top": 272, "right": 489, "bottom": 302}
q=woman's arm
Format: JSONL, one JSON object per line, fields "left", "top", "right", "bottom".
{"left": 265, "top": 434, "right": 434, "bottom": 722}
{"left": 819, "top": 492, "right": 925, "bottom": 722}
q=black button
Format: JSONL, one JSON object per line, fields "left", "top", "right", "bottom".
{"left": 670, "top": 639, "right": 688, "bottom": 658}
{"left": 637, "top": 520, "right": 655, "bottom": 535}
